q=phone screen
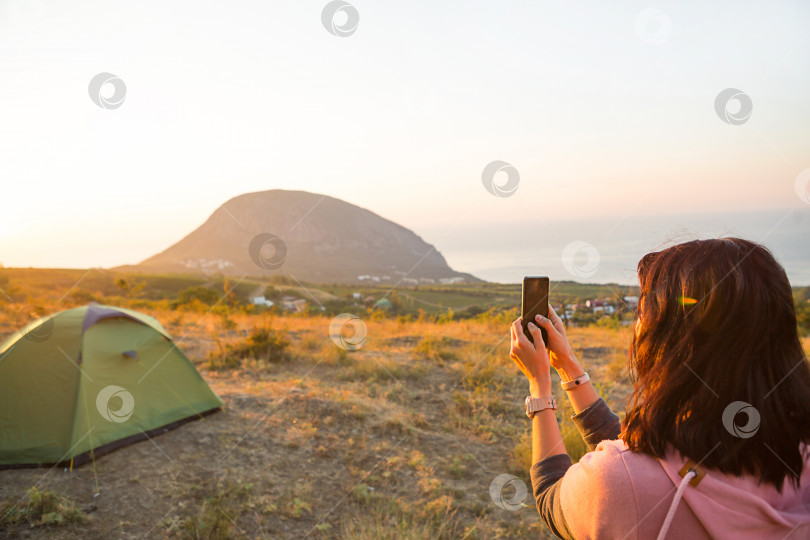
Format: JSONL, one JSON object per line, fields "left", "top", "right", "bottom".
{"left": 522, "top": 276, "right": 549, "bottom": 346}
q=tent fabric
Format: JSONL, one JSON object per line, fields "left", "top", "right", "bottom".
{"left": 80, "top": 303, "right": 172, "bottom": 340}
{"left": 0, "top": 304, "right": 223, "bottom": 468}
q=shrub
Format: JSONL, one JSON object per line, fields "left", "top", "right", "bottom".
{"left": 263, "top": 285, "right": 283, "bottom": 300}
{"left": 207, "top": 325, "right": 291, "bottom": 369}
{"left": 0, "top": 487, "right": 86, "bottom": 529}
{"left": 68, "top": 290, "right": 98, "bottom": 305}
{"left": 212, "top": 305, "right": 237, "bottom": 330}
{"left": 268, "top": 275, "right": 295, "bottom": 285}
{"left": 414, "top": 336, "right": 457, "bottom": 363}
{"left": 455, "top": 305, "right": 486, "bottom": 319}
{"left": 163, "top": 476, "right": 254, "bottom": 539}
{"left": 596, "top": 315, "right": 621, "bottom": 330}
{"left": 173, "top": 287, "right": 221, "bottom": 309}
{"left": 474, "top": 306, "right": 519, "bottom": 327}
{"left": 508, "top": 430, "right": 532, "bottom": 475}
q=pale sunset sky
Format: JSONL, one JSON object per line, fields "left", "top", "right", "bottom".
{"left": 1, "top": 0, "right": 809, "bottom": 283}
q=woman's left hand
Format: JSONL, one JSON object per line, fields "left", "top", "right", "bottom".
{"left": 510, "top": 317, "right": 552, "bottom": 387}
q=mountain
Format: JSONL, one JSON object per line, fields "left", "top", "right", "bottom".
{"left": 130, "top": 190, "right": 481, "bottom": 284}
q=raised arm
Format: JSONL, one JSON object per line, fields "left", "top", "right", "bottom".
{"left": 510, "top": 307, "right": 621, "bottom": 538}
{"left": 510, "top": 316, "right": 575, "bottom": 539}
{"left": 534, "top": 305, "right": 621, "bottom": 449}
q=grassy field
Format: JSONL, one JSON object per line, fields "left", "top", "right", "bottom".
{"left": 0, "top": 270, "right": 807, "bottom": 539}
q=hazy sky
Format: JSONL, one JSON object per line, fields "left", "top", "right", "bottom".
{"left": 1, "top": 0, "right": 809, "bottom": 280}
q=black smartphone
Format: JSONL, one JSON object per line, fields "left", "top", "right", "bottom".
{"left": 521, "top": 276, "right": 549, "bottom": 346}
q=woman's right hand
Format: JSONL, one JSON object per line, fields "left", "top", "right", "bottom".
{"left": 533, "top": 305, "right": 578, "bottom": 373}
{"left": 536, "top": 306, "right": 599, "bottom": 413}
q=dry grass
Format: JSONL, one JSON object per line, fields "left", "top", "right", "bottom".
{"left": 1, "top": 291, "right": 806, "bottom": 539}
{"left": 3, "top": 299, "right": 629, "bottom": 539}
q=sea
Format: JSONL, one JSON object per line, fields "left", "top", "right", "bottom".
{"left": 418, "top": 208, "right": 810, "bottom": 287}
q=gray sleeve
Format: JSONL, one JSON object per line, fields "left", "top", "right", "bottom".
{"left": 570, "top": 396, "right": 621, "bottom": 451}
{"left": 528, "top": 397, "right": 621, "bottom": 539}
{"left": 530, "top": 454, "right": 577, "bottom": 540}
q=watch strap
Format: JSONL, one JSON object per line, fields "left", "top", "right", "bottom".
{"left": 525, "top": 396, "right": 556, "bottom": 418}
{"left": 560, "top": 372, "right": 590, "bottom": 391}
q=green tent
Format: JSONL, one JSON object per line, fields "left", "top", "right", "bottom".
{"left": 0, "top": 303, "right": 223, "bottom": 468}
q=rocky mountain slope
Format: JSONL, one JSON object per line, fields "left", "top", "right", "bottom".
{"left": 132, "top": 190, "right": 480, "bottom": 284}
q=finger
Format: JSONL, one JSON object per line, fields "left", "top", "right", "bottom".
{"left": 527, "top": 321, "right": 545, "bottom": 347}
{"left": 547, "top": 305, "right": 566, "bottom": 332}
{"left": 548, "top": 305, "right": 563, "bottom": 325}
{"left": 509, "top": 347, "right": 526, "bottom": 370}
{"left": 513, "top": 319, "right": 530, "bottom": 346}
{"left": 533, "top": 313, "right": 557, "bottom": 335}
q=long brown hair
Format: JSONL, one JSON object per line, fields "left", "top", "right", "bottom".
{"left": 622, "top": 237, "right": 810, "bottom": 490}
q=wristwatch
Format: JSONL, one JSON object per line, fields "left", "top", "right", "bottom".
{"left": 525, "top": 396, "right": 557, "bottom": 418}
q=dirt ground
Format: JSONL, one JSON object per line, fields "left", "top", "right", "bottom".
{"left": 0, "top": 314, "right": 639, "bottom": 539}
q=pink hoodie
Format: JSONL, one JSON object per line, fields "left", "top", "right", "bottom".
{"left": 559, "top": 439, "right": 810, "bottom": 539}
